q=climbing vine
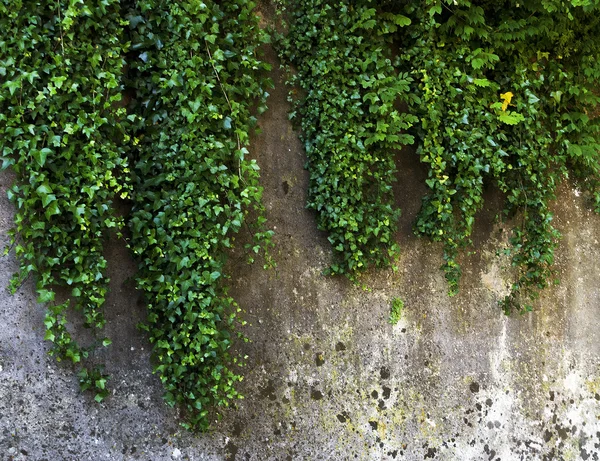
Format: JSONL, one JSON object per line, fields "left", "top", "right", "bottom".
{"left": 281, "top": 0, "right": 600, "bottom": 310}
{"left": 5, "top": 0, "right": 600, "bottom": 434}
{"left": 0, "top": 1, "right": 131, "bottom": 400}
{"left": 279, "top": 0, "right": 418, "bottom": 276}
{"left": 126, "top": 0, "right": 272, "bottom": 430}
{"left": 396, "top": 0, "right": 600, "bottom": 311}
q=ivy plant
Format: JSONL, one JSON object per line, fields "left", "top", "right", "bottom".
{"left": 126, "top": 0, "right": 273, "bottom": 431}
{"left": 0, "top": 0, "right": 131, "bottom": 400}
{"left": 279, "top": 0, "right": 418, "bottom": 276}
{"left": 396, "top": 0, "right": 600, "bottom": 312}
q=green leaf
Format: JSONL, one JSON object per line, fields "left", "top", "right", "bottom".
{"left": 471, "top": 58, "right": 485, "bottom": 70}
{"left": 44, "top": 202, "right": 60, "bottom": 220}
{"left": 41, "top": 194, "right": 57, "bottom": 208}
{"left": 32, "top": 148, "right": 52, "bottom": 167}
{"left": 36, "top": 184, "right": 53, "bottom": 195}
{"left": 473, "top": 78, "right": 491, "bottom": 87}
{"left": 429, "top": 5, "right": 442, "bottom": 16}
{"left": 4, "top": 80, "right": 20, "bottom": 96}
{"left": 498, "top": 111, "right": 525, "bottom": 125}
{"left": 393, "top": 15, "right": 411, "bottom": 27}
{"left": 37, "top": 289, "right": 55, "bottom": 304}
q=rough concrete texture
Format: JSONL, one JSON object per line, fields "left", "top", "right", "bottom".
{"left": 2, "top": 14, "right": 600, "bottom": 461}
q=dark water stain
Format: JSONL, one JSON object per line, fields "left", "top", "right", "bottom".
{"left": 225, "top": 441, "right": 239, "bottom": 461}
{"left": 260, "top": 380, "right": 277, "bottom": 401}
{"left": 424, "top": 446, "right": 437, "bottom": 459}
{"left": 310, "top": 389, "right": 323, "bottom": 400}
{"left": 231, "top": 421, "right": 245, "bottom": 437}
{"left": 335, "top": 342, "right": 346, "bottom": 352}
{"left": 556, "top": 424, "right": 570, "bottom": 440}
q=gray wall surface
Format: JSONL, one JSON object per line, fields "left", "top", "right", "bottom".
{"left": 1, "top": 18, "right": 600, "bottom": 461}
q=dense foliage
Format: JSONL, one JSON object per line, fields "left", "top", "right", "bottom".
{"left": 281, "top": 0, "right": 600, "bottom": 311}
{"left": 279, "top": 0, "right": 418, "bottom": 276}
{"left": 5, "top": 0, "right": 600, "bottom": 434}
{"left": 396, "top": 0, "right": 600, "bottom": 311}
{"left": 0, "top": 0, "right": 131, "bottom": 400}
{"left": 1, "top": 0, "right": 271, "bottom": 429}
{"left": 126, "top": 0, "right": 272, "bottom": 430}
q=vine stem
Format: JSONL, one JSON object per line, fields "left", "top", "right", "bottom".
{"left": 205, "top": 39, "right": 243, "bottom": 180}
{"left": 57, "top": 2, "right": 65, "bottom": 55}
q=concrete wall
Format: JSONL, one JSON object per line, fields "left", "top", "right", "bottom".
{"left": 1, "top": 14, "right": 600, "bottom": 461}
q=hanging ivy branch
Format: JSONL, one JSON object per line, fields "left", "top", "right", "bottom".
{"left": 0, "top": 1, "right": 131, "bottom": 400}
{"left": 396, "top": 0, "right": 600, "bottom": 312}
{"left": 126, "top": 0, "right": 272, "bottom": 431}
{"left": 279, "top": 0, "right": 418, "bottom": 277}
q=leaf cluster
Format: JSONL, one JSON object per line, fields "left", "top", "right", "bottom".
{"left": 279, "top": 0, "right": 418, "bottom": 276}
{"left": 126, "top": 0, "right": 272, "bottom": 431}
{"left": 396, "top": 0, "right": 600, "bottom": 311}
{"left": 2, "top": 0, "right": 272, "bottom": 429}
{"left": 0, "top": 0, "right": 131, "bottom": 400}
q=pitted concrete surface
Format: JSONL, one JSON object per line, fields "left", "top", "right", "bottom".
{"left": 1, "top": 8, "right": 600, "bottom": 461}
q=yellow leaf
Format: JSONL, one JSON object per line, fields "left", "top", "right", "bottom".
{"left": 500, "top": 92, "right": 513, "bottom": 111}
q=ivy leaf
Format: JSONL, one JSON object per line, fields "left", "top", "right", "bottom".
{"left": 32, "top": 148, "right": 52, "bottom": 167}
{"left": 36, "top": 183, "right": 53, "bottom": 195}
{"left": 41, "top": 194, "right": 57, "bottom": 208}
{"left": 37, "top": 289, "right": 55, "bottom": 304}
{"left": 4, "top": 80, "right": 20, "bottom": 96}
{"left": 44, "top": 202, "right": 60, "bottom": 220}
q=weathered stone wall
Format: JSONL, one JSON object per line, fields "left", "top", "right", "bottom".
{"left": 1, "top": 15, "right": 600, "bottom": 461}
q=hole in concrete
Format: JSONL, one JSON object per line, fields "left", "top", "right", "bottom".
{"left": 380, "top": 367, "right": 390, "bottom": 380}
{"left": 383, "top": 386, "right": 391, "bottom": 399}
{"left": 315, "top": 353, "right": 325, "bottom": 366}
